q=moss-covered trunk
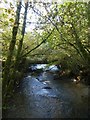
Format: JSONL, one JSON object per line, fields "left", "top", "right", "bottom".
{"left": 3, "top": 1, "right": 22, "bottom": 98}
{"left": 10, "top": 1, "right": 29, "bottom": 89}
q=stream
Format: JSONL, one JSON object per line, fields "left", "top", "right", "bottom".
{"left": 3, "top": 64, "right": 89, "bottom": 118}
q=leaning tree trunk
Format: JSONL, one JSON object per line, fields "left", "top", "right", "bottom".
{"left": 71, "top": 23, "right": 90, "bottom": 66}
{"left": 3, "top": 1, "right": 22, "bottom": 97}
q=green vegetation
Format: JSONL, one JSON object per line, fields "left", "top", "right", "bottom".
{"left": 1, "top": 0, "right": 90, "bottom": 106}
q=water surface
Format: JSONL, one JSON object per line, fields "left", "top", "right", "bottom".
{"left": 3, "top": 64, "right": 89, "bottom": 118}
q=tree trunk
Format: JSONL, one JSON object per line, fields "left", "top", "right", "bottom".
{"left": 15, "top": 1, "right": 28, "bottom": 70}
{"left": 3, "top": 1, "right": 22, "bottom": 97}
{"left": 8, "top": 1, "right": 29, "bottom": 90}
{"left": 71, "top": 23, "right": 90, "bottom": 66}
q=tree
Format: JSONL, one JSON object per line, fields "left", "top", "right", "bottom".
{"left": 3, "top": 0, "right": 22, "bottom": 98}
{"left": 28, "top": 1, "right": 90, "bottom": 73}
{"left": 10, "top": 0, "right": 29, "bottom": 88}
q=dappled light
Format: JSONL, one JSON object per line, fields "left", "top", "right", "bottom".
{"left": 1, "top": 0, "right": 90, "bottom": 119}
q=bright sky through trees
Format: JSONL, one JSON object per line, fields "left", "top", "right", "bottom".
{"left": 1, "top": 0, "right": 89, "bottom": 35}
{"left": 0, "top": 0, "right": 89, "bottom": 32}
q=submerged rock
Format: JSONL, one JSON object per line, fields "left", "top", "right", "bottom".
{"left": 43, "top": 86, "right": 52, "bottom": 89}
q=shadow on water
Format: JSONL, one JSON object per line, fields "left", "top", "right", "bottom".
{"left": 3, "top": 64, "right": 89, "bottom": 118}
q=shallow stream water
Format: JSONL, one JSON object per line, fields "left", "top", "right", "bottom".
{"left": 3, "top": 64, "right": 89, "bottom": 118}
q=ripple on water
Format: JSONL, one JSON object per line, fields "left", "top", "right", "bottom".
{"left": 35, "top": 88, "right": 59, "bottom": 98}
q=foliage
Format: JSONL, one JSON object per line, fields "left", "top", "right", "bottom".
{"left": 1, "top": 0, "right": 90, "bottom": 106}
{"left": 41, "top": 2, "right": 90, "bottom": 71}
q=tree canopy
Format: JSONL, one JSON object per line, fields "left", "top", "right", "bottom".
{"left": 1, "top": 0, "right": 90, "bottom": 103}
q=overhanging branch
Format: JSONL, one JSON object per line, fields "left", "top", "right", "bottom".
{"left": 22, "top": 27, "right": 55, "bottom": 57}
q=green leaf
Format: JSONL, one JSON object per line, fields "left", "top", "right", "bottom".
{"left": 9, "top": 18, "right": 14, "bottom": 22}
{"left": 8, "top": 9, "right": 11, "bottom": 14}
